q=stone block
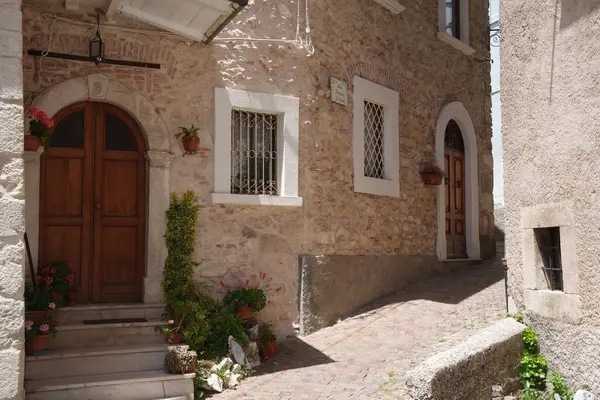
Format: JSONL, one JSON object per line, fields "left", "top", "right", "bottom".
{"left": 0, "top": 103, "right": 24, "bottom": 154}
{"left": 0, "top": 240, "right": 24, "bottom": 297}
{"left": 405, "top": 318, "right": 526, "bottom": 400}
{"left": 0, "top": 6, "right": 21, "bottom": 32}
{"left": 0, "top": 196, "right": 24, "bottom": 237}
{"left": 0, "top": 298, "right": 24, "bottom": 349}
{"left": 0, "top": 347, "right": 23, "bottom": 400}
{"left": 0, "top": 57, "right": 23, "bottom": 100}
{"left": 0, "top": 29, "right": 21, "bottom": 58}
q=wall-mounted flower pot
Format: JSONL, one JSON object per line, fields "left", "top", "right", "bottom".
{"left": 24, "top": 135, "right": 42, "bottom": 151}
{"left": 181, "top": 136, "right": 199, "bottom": 153}
{"left": 235, "top": 305, "right": 258, "bottom": 320}
{"left": 25, "top": 335, "right": 49, "bottom": 355}
{"left": 261, "top": 339, "right": 277, "bottom": 359}
{"left": 420, "top": 173, "right": 443, "bottom": 185}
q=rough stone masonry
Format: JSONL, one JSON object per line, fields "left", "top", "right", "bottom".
{"left": 0, "top": 0, "right": 25, "bottom": 399}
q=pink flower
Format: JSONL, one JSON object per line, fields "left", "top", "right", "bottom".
{"left": 44, "top": 117, "right": 55, "bottom": 129}
{"left": 44, "top": 276, "right": 53, "bottom": 284}
{"left": 29, "top": 108, "right": 40, "bottom": 118}
{"left": 50, "top": 268, "right": 56, "bottom": 274}
{"left": 39, "top": 324, "right": 49, "bottom": 332}
{"left": 168, "top": 320, "right": 174, "bottom": 325}
{"left": 25, "top": 320, "right": 33, "bottom": 330}
{"left": 66, "top": 274, "right": 75, "bottom": 282}
{"left": 48, "top": 302, "right": 56, "bottom": 309}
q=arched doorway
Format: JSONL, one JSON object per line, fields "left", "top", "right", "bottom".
{"left": 38, "top": 102, "right": 147, "bottom": 304}
{"left": 435, "top": 101, "right": 480, "bottom": 260}
{"left": 444, "top": 119, "right": 466, "bottom": 258}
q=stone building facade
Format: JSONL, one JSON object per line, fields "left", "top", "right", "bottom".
{"left": 2, "top": 0, "right": 494, "bottom": 396}
{"left": 502, "top": 0, "right": 600, "bottom": 391}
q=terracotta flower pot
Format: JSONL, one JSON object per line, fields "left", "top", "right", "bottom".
{"left": 182, "top": 136, "right": 199, "bottom": 153}
{"left": 261, "top": 339, "right": 277, "bottom": 359}
{"left": 235, "top": 305, "right": 257, "bottom": 320}
{"left": 169, "top": 332, "right": 182, "bottom": 344}
{"left": 67, "top": 291, "right": 78, "bottom": 307}
{"left": 25, "top": 335, "right": 49, "bottom": 355}
{"left": 24, "top": 135, "right": 42, "bottom": 151}
{"left": 25, "top": 310, "right": 53, "bottom": 325}
{"left": 420, "top": 173, "right": 443, "bottom": 185}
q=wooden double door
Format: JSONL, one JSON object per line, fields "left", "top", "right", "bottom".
{"left": 39, "top": 102, "right": 147, "bottom": 304}
{"left": 444, "top": 119, "right": 467, "bottom": 258}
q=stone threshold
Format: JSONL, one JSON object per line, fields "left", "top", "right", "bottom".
{"left": 26, "top": 343, "right": 187, "bottom": 361}
{"left": 56, "top": 319, "right": 162, "bottom": 331}
{"left": 439, "top": 258, "right": 483, "bottom": 263}
{"left": 25, "top": 370, "right": 195, "bottom": 392}
{"left": 59, "top": 303, "right": 165, "bottom": 311}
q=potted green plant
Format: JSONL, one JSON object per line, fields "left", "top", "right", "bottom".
{"left": 25, "top": 261, "right": 73, "bottom": 323}
{"left": 175, "top": 125, "right": 200, "bottom": 153}
{"left": 164, "top": 347, "right": 199, "bottom": 374}
{"left": 259, "top": 323, "right": 277, "bottom": 359}
{"left": 25, "top": 108, "right": 54, "bottom": 151}
{"left": 221, "top": 273, "right": 280, "bottom": 320}
{"left": 419, "top": 163, "right": 445, "bottom": 185}
{"left": 25, "top": 320, "right": 56, "bottom": 355}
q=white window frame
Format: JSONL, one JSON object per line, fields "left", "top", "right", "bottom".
{"left": 212, "top": 88, "right": 302, "bottom": 207}
{"left": 352, "top": 77, "right": 400, "bottom": 198}
{"left": 437, "top": 0, "right": 475, "bottom": 55}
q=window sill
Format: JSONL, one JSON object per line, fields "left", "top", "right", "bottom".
{"left": 524, "top": 289, "right": 581, "bottom": 325}
{"left": 211, "top": 193, "right": 303, "bottom": 207}
{"left": 354, "top": 176, "right": 400, "bottom": 198}
{"left": 372, "top": 0, "right": 405, "bottom": 14}
{"left": 437, "top": 32, "right": 476, "bottom": 56}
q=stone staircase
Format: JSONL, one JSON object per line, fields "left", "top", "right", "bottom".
{"left": 25, "top": 304, "right": 195, "bottom": 400}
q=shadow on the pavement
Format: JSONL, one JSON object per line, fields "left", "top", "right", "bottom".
{"left": 349, "top": 259, "right": 504, "bottom": 319}
{"left": 251, "top": 336, "right": 335, "bottom": 376}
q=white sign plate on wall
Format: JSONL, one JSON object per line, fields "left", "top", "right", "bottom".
{"left": 330, "top": 77, "right": 348, "bottom": 106}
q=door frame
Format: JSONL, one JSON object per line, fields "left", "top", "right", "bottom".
{"left": 435, "top": 101, "right": 480, "bottom": 260}
{"left": 25, "top": 74, "right": 173, "bottom": 304}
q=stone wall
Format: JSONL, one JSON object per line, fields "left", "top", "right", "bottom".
{"left": 405, "top": 318, "right": 525, "bottom": 400}
{"left": 501, "top": 0, "right": 600, "bottom": 391}
{"left": 0, "top": 0, "right": 25, "bottom": 399}
{"left": 22, "top": 0, "right": 493, "bottom": 336}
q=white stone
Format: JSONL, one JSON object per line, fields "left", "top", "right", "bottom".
{"left": 228, "top": 336, "right": 248, "bottom": 368}
{"left": 0, "top": 30, "right": 21, "bottom": 58}
{"left": 210, "top": 357, "right": 233, "bottom": 373}
{"left": 231, "top": 364, "right": 242, "bottom": 374}
{"left": 555, "top": 394, "right": 562, "bottom": 400}
{"left": 228, "top": 372, "right": 241, "bottom": 388}
{"left": 0, "top": 103, "right": 24, "bottom": 154}
{"left": 0, "top": 348, "right": 22, "bottom": 400}
{"left": 0, "top": 57, "right": 22, "bottom": 100}
{"left": 205, "top": 374, "right": 223, "bottom": 393}
{"left": 575, "top": 390, "right": 597, "bottom": 400}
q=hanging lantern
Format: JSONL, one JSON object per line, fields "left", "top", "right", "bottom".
{"left": 89, "top": 13, "right": 104, "bottom": 64}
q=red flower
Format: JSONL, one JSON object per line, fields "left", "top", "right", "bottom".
{"left": 44, "top": 284, "right": 50, "bottom": 291}
{"left": 42, "top": 267, "right": 49, "bottom": 274}
{"left": 38, "top": 110, "right": 48, "bottom": 120}
{"left": 220, "top": 281, "right": 225, "bottom": 287}
{"left": 266, "top": 284, "right": 270, "bottom": 289}
{"left": 50, "top": 268, "right": 56, "bottom": 274}
{"left": 35, "top": 276, "right": 42, "bottom": 281}
{"left": 44, "top": 117, "right": 55, "bottom": 129}
{"left": 238, "top": 286, "right": 243, "bottom": 290}
{"left": 67, "top": 262, "right": 74, "bottom": 270}
{"left": 267, "top": 301, "right": 271, "bottom": 304}
{"left": 51, "top": 292, "right": 58, "bottom": 299}
{"left": 29, "top": 108, "right": 40, "bottom": 118}
{"left": 276, "top": 287, "right": 281, "bottom": 292}
{"left": 44, "top": 276, "right": 53, "bottom": 284}
{"left": 66, "top": 274, "right": 75, "bottom": 282}
{"left": 245, "top": 279, "right": 249, "bottom": 286}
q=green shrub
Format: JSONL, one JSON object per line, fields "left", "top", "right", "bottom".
{"left": 204, "top": 308, "right": 248, "bottom": 359}
{"left": 223, "top": 287, "right": 267, "bottom": 312}
{"left": 520, "top": 353, "right": 548, "bottom": 390}
{"left": 520, "top": 382, "right": 543, "bottom": 400}
{"left": 547, "top": 370, "right": 574, "bottom": 400}
{"left": 522, "top": 328, "right": 539, "bottom": 355}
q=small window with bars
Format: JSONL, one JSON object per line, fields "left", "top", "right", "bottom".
{"left": 535, "top": 227, "right": 563, "bottom": 291}
{"left": 230, "top": 109, "right": 278, "bottom": 195}
{"left": 363, "top": 100, "right": 385, "bottom": 179}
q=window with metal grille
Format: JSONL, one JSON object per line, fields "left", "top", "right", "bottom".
{"left": 535, "top": 227, "right": 563, "bottom": 291}
{"left": 445, "top": 0, "right": 461, "bottom": 39}
{"left": 363, "top": 100, "right": 385, "bottom": 179}
{"left": 230, "top": 109, "right": 278, "bottom": 195}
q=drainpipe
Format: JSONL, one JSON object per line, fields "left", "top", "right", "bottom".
{"left": 502, "top": 257, "right": 509, "bottom": 313}
{"left": 203, "top": 0, "right": 249, "bottom": 44}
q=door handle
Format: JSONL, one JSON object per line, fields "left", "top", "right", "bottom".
{"left": 96, "top": 203, "right": 101, "bottom": 209}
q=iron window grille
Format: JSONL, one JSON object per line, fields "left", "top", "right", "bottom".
{"left": 363, "top": 100, "right": 385, "bottom": 179}
{"left": 535, "top": 227, "right": 563, "bottom": 291}
{"left": 230, "top": 109, "right": 278, "bottom": 195}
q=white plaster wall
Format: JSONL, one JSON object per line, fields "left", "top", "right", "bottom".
{"left": 0, "top": 0, "right": 25, "bottom": 399}
{"left": 502, "top": 0, "right": 600, "bottom": 390}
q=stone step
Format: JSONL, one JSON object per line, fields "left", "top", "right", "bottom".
{"left": 48, "top": 320, "right": 165, "bottom": 350}
{"left": 54, "top": 303, "right": 165, "bottom": 324}
{"left": 154, "top": 396, "right": 194, "bottom": 400}
{"left": 25, "top": 370, "right": 195, "bottom": 400}
{"left": 25, "top": 343, "right": 186, "bottom": 380}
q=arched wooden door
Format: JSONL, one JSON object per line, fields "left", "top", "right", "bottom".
{"left": 444, "top": 119, "right": 467, "bottom": 259}
{"left": 39, "top": 102, "right": 147, "bottom": 304}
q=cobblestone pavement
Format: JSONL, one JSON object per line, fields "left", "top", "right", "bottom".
{"left": 216, "top": 259, "right": 506, "bottom": 399}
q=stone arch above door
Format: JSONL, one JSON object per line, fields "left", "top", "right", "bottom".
{"left": 26, "top": 75, "right": 173, "bottom": 303}
{"left": 435, "top": 102, "right": 480, "bottom": 260}
{"left": 31, "top": 74, "right": 169, "bottom": 152}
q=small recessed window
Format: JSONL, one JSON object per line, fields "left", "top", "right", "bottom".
{"left": 446, "top": 0, "right": 461, "bottom": 39}
{"left": 535, "top": 227, "right": 563, "bottom": 291}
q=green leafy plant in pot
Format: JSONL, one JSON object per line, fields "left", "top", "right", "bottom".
{"left": 26, "top": 108, "right": 54, "bottom": 151}
{"left": 419, "top": 162, "right": 445, "bottom": 185}
{"left": 175, "top": 125, "right": 200, "bottom": 154}
{"left": 221, "top": 272, "right": 280, "bottom": 320}
{"left": 25, "top": 320, "right": 57, "bottom": 355}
